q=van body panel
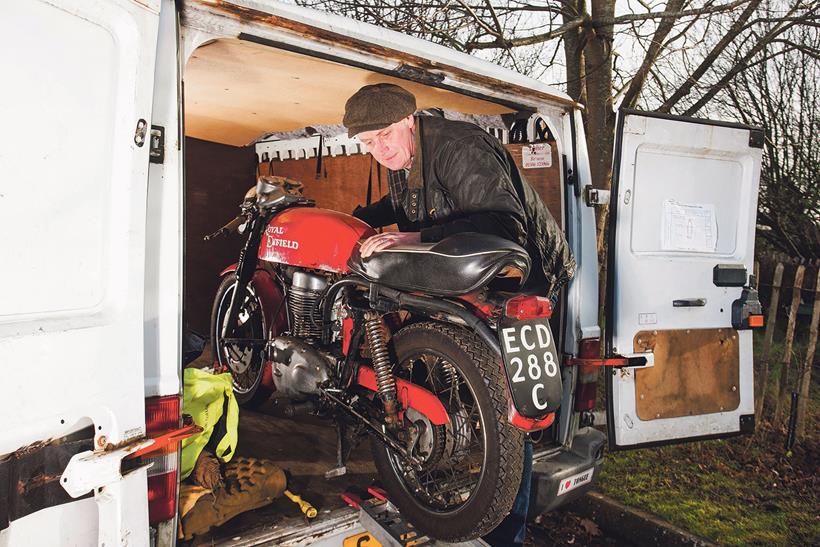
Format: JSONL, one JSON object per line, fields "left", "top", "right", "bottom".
{"left": 0, "top": 0, "right": 159, "bottom": 542}
{"left": 606, "top": 110, "right": 762, "bottom": 448}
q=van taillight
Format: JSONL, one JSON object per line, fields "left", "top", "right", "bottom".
{"left": 145, "top": 395, "right": 181, "bottom": 524}
{"left": 574, "top": 338, "right": 600, "bottom": 411}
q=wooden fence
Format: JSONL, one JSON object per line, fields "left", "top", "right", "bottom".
{"left": 754, "top": 253, "right": 819, "bottom": 443}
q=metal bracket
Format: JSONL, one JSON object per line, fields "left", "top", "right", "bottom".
{"left": 60, "top": 439, "right": 153, "bottom": 498}
{"left": 583, "top": 185, "right": 610, "bottom": 207}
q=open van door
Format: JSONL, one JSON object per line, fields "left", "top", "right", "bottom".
{"left": 0, "top": 0, "right": 160, "bottom": 544}
{"left": 605, "top": 110, "right": 763, "bottom": 449}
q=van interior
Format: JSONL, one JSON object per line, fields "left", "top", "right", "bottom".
{"left": 182, "top": 37, "right": 566, "bottom": 542}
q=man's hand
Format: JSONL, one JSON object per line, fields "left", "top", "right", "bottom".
{"left": 360, "top": 232, "right": 421, "bottom": 258}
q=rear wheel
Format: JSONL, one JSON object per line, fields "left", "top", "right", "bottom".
{"left": 210, "top": 273, "right": 271, "bottom": 407}
{"left": 370, "top": 322, "right": 524, "bottom": 541}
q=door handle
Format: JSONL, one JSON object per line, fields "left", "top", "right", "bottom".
{"left": 673, "top": 298, "right": 706, "bottom": 307}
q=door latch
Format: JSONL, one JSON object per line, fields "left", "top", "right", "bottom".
{"left": 583, "top": 185, "right": 610, "bottom": 207}
{"left": 149, "top": 125, "right": 165, "bottom": 164}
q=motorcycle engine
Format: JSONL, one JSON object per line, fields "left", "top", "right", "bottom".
{"left": 269, "top": 270, "right": 334, "bottom": 398}
{"left": 288, "top": 270, "right": 328, "bottom": 343}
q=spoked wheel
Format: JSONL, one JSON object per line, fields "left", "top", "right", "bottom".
{"left": 371, "top": 322, "right": 525, "bottom": 541}
{"left": 210, "top": 273, "right": 271, "bottom": 407}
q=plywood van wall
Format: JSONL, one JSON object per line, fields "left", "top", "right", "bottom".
{"left": 185, "top": 138, "right": 257, "bottom": 334}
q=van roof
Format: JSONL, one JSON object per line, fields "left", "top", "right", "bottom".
{"left": 184, "top": 1, "right": 576, "bottom": 145}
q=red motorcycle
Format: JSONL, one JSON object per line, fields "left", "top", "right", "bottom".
{"left": 207, "top": 176, "right": 563, "bottom": 540}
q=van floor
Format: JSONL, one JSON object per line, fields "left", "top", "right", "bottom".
{"left": 186, "top": 403, "right": 378, "bottom": 545}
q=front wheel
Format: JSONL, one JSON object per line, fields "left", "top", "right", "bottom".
{"left": 210, "top": 273, "right": 271, "bottom": 407}
{"left": 371, "top": 322, "right": 525, "bottom": 541}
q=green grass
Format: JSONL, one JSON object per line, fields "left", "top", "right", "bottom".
{"left": 597, "top": 331, "right": 819, "bottom": 546}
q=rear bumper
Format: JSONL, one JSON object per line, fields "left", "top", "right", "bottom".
{"left": 528, "top": 427, "right": 606, "bottom": 516}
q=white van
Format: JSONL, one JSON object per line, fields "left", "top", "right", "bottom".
{"left": 0, "top": 0, "right": 763, "bottom": 545}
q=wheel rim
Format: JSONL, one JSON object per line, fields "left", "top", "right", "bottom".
{"left": 385, "top": 350, "right": 488, "bottom": 514}
{"left": 216, "top": 283, "right": 266, "bottom": 396}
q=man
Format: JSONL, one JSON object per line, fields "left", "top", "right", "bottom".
{"left": 346, "top": 83, "right": 574, "bottom": 299}
{"left": 343, "top": 83, "right": 576, "bottom": 545}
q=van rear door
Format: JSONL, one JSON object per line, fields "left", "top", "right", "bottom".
{"left": 0, "top": 0, "right": 160, "bottom": 543}
{"left": 605, "top": 110, "right": 763, "bottom": 449}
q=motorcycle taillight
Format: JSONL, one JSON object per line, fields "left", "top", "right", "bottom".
{"left": 504, "top": 295, "right": 552, "bottom": 320}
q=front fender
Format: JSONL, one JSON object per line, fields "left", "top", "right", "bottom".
{"left": 219, "top": 265, "right": 287, "bottom": 337}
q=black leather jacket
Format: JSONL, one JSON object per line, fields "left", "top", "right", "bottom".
{"left": 353, "top": 115, "right": 576, "bottom": 296}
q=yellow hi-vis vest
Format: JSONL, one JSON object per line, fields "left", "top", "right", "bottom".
{"left": 180, "top": 368, "right": 239, "bottom": 480}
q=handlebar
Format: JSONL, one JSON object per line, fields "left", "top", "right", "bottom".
{"left": 203, "top": 215, "right": 245, "bottom": 241}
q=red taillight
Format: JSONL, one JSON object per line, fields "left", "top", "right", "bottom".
{"left": 575, "top": 338, "right": 600, "bottom": 411}
{"left": 504, "top": 295, "right": 552, "bottom": 320}
{"left": 748, "top": 315, "right": 764, "bottom": 328}
{"left": 145, "top": 395, "right": 181, "bottom": 524}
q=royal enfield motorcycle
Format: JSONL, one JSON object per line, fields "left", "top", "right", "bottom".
{"left": 206, "top": 176, "right": 563, "bottom": 540}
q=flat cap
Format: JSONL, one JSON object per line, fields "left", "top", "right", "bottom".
{"left": 343, "top": 83, "right": 417, "bottom": 138}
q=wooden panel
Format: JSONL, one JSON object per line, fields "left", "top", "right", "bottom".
{"left": 505, "top": 142, "right": 563, "bottom": 229}
{"left": 260, "top": 140, "right": 563, "bottom": 226}
{"left": 258, "top": 154, "right": 391, "bottom": 220}
{"left": 184, "top": 138, "right": 257, "bottom": 333}
{"left": 634, "top": 328, "right": 740, "bottom": 420}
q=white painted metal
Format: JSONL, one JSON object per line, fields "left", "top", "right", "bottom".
{"left": 609, "top": 112, "right": 761, "bottom": 447}
{"left": 0, "top": 0, "right": 160, "bottom": 544}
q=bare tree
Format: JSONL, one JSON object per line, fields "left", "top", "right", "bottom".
{"left": 712, "top": 23, "right": 820, "bottom": 259}
{"left": 295, "top": 0, "right": 819, "bottom": 296}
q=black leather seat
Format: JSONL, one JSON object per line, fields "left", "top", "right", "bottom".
{"left": 348, "top": 233, "right": 531, "bottom": 296}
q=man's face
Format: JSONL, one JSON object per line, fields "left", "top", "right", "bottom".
{"left": 357, "top": 115, "right": 415, "bottom": 171}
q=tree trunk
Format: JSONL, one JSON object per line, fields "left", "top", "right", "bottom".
{"left": 584, "top": 0, "right": 616, "bottom": 332}
{"left": 562, "top": 0, "right": 587, "bottom": 104}
{"left": 796, "top": 268, "right": 819, "bottom": 438}
{"left": 773, "top": 265, "right": 805, "bottom": 426}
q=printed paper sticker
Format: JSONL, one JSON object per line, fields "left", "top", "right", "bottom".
{"left": 662, "top": 199, "right": 717, "bottom": 252}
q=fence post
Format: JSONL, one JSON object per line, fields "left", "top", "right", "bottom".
{"left": 796, "top": 268, "right": 820, "bottom": 439}
{"left": 756, "top": 262, "right": 784, "bottom": 422}
{"left": 773, "top": 265, "right": 805, "bottom": 427}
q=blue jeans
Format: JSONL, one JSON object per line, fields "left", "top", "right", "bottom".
{"left": 482, "top": 439, "right": 533, "bottom": 546}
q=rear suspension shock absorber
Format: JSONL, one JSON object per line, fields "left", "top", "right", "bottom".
{"left": 364, "top": 312, "right": 398, "bottom": 424}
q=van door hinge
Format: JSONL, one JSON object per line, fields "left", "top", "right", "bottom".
{"left": 149, "top": 125, "right": 165, "bottom": 164}
{"left": 583, "top": 185, "right": 610, "bottom": 207}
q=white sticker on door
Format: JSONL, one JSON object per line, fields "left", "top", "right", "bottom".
{"left": 639, "top": 313, "right": 657, "bottom": 325}
{"left": 522, "top": 143, "right": 552, "bottom": 169}
{"left": 662, "top": 199, "right": 717, "bottom": 252}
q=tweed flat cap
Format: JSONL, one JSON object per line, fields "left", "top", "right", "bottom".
{"left": 343, "top": 83, "right": 417, "bottom": 138}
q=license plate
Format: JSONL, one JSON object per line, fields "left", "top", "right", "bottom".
{"left": 499, "top": 318, "right": 562, "bottom": 417}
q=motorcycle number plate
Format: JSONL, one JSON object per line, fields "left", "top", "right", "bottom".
{"left": 499, "top": 318, "right": 562, "bottom": 417}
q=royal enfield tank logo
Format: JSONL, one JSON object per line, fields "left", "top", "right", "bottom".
{"left": 265, "top": 226, "right": 299, "bottom": 250}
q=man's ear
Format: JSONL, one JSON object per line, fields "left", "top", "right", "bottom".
{"left": 405, "top": 114, "right": 415, "bottom": 130}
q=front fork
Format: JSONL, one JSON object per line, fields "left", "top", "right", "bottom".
{"left": 222, "top": 214, "right": 266, "bottom": 340}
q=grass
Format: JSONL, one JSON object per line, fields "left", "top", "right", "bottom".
{"left": 596, "top": 331, "right": 819, "bottom": 546}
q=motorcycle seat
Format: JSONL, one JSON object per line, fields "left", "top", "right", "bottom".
{"left": 347, "top": 232, "right": 531, "bottom": 296}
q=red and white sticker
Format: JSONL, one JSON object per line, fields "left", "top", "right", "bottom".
{"left": 557, "top": 467, "right": 594, "bottom": 496}
{"left": 522, "top": 143, "right": 552, "bottom": 169}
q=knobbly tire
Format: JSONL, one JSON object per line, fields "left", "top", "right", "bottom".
{"left": 370, "top": 321, "right": 525, "bottom": 541}
{"left": 210, "top": 273, "right": 271, "bottom": 407}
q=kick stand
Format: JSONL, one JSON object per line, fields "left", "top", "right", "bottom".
{"left": 324, "top": 419, "right": 348, "bottom": 479}
{"left": 341, "top": 486, "right": 490, "bottom": 547}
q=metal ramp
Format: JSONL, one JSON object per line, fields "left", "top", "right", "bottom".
{"left": 342, "top": 487, "right": 490, "bottom": 547}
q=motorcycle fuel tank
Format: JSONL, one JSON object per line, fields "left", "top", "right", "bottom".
{"left": 259, "top": 207, "right": 376, "bottom": 273}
